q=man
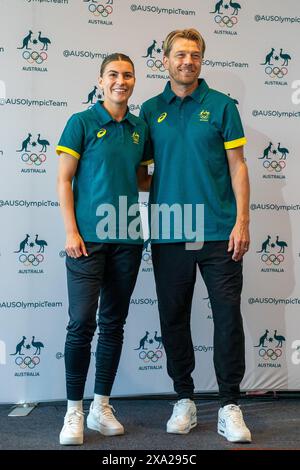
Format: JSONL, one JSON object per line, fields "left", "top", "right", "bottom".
{"left": 140, "top": 29, "right": 251, "bottom": 443}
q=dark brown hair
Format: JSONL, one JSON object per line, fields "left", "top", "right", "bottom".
{"left": 100, "top": 53, "right": 135, "bottom": 77}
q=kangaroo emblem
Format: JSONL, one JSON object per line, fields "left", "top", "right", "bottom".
{"left": 10, "top": 336, "right": 27, "bottom": 355}
{"left": 261, "top": 48, "right": 275, "bottom": 65}
{"left": 257, "top": 235, "right": 271, "bottom": 253}
{"left": 134, "top": 331, "right": 149, "bottom": 350}
{"left": 210, "top": 0, "right": 223, "bottom": 14}
{"left": 259, "top": 142, "right": 272, "bottom": 159}
{"left": 14, "top": 234, "right": 30, "bottom": 253}
{"left": 17, "top": 133, "right": 32, "bottom": 152}
{"left": 17, "top": 31, "right": 33, "bottom": 50}
{"left": 82, "top": 86, "right": 98, "bottom": 104}
{"left": 142, "top": 40, "right": 157, "bottom": 58}
{"left": 255, "top": 330, "right": 269, "bottom": 348}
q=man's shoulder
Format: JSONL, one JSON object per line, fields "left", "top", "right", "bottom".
{"left": 141, "top": 92, "right": 165, "bottom": 113}
{"left": 207, "top": 88, "right": 236, "bottom": 106}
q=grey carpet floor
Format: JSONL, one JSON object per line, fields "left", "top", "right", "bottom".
{"left": 1, "top": 398, "right": 300, "bottom": 450}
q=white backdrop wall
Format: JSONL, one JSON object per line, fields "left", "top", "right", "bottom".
{"left": 0, "top": 0, "right": 300, "bottom": 403}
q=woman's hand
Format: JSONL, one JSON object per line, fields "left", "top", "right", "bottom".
{"left": 65, "top": 232, "right": 88, "bottom": 258}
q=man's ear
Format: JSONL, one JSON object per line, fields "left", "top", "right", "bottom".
{"left": 163, "top": 55, "right": 169, "bottom": 70}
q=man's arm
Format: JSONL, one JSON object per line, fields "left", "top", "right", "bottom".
{"left": 227, "top": 146, "right": 250, "bottom": 261}
{"left": 137, "top": 165, "right": 152, "bottom": 191}
{"left": 57, "top": 153, "right": 88, "bottom": 258}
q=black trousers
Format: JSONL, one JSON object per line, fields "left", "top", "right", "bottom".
{"left": 152, "top": 241, "right": 245, "bottom": 406}
{"left": 64, "top": 242, "right": 142, "bottom": 400}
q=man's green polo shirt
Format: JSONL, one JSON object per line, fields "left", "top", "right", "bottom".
{"left": 140, "top": 79, "right": 247, "bottom": 243}
{"left": 56, "top": 101, "right": 152, "bottom": 244}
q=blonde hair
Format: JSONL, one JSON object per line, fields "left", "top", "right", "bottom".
{"left": 163, "top": 28, "right": 206, "bottom": 57}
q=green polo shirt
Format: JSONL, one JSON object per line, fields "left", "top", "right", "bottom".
{"left": 140, "top": 79, "right": 247, "bottom": 243}
{"left": 56, "top": 101, "right": 152, "bottom": 244}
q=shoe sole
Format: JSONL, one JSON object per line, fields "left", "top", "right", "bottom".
{"left": 217, "top": 426, "right": 252, "bottom": 443}
{"left": 167, "top": 418, "right": 197, "bottom": 435}
{"left": 87, "top": 415, "right": 124, "bottom": 436}
{"left": 59, "top": 435, "right": 83, "bottom": 445}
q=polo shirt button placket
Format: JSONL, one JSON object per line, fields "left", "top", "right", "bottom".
{"left": 117, "top": 122, "right": 125, "bottom": 144}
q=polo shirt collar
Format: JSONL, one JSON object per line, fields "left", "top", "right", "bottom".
{"left": 162, "top": 79, "right": 210, "bottom": 104}
{"left": 92, "top": 101, "right": 137, "bottom": 127}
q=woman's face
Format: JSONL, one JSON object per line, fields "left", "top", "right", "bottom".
{"left": 99, "top": 60, "right": 135, "bottom": 107}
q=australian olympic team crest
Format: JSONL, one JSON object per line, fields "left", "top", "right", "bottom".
{"left": 202, "top": 295, "right": 212, "bottom": 320}
{"left": 17, "top": 30, "right": 51, "bottom": 72}
{"left": 16, "top": 132, "right": 49, "bottom": 174}
{"left": 260, "top": 47, "right": 292, "bottom": 86}
{"left": 254, "top": 328, "right": 285, "bottom": 369}
{"left": 142, "top": 238, "right": 152, "bottom": 273}
{"left": 14, "top": 233, "right": 48, "bottom": 274}
{"left": 134, "top": 330, "right": 164, "bottom": 371}
{"left": 83, "top": 0, "right": 114, "bottom": 25}
{"left": 210, "top": 0, "right": 243, "bottom": 35}
{"left": 258, "top": 141, "right": 290, "bottom": 180}
{"left": 10, "top": 335, "right": 45, "bottom": 377}
{"left": 257, "top": 235, "right": 288, "bottom": 273}
{"left": 82, "top": 85, "right": 102, "bottom": 109}
{"left": 142, "top": 39, "right": 168, "bottom": 80}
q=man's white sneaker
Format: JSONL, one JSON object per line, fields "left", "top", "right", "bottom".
{"left": 166, "top": 399, "right": 197, "bottom": 434}
{"left": 87, "top": 401, "right": 124, "bottom": 436}
{"left": 59, "top": 408, "right": 84, "bottom": 445}
{"left": 218, "top": 404, "right": 251, "bottom": 443}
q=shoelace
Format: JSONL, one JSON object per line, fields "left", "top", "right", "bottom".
{"left": 173, "top": 400, "right": 191, "bottom": 417}
{"left": 66, "top": 409, "right": 84, "bottom": 427}
{"left": 224, "top": 405, "right": 243, "bottom": 425}
{"left": 95, "top": 403, "right": 117, "bottom": 420}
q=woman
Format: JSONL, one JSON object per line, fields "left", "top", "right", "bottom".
{"left": 57, "top": 53, "right": 152, "bottom": 445}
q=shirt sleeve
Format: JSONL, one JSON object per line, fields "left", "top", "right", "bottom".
{"left": 222, "top": 100, "right": 247, "bottom": 150}
{"left": 140, "top": 106, "right": 154, "bottom": 166}
{"left": 56, "top": 114, "right": 84, "bottom": 159}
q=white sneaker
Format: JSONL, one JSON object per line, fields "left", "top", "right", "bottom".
{"left": 59, "top": 408, "right": 84, "bottom": 445}
{"left": 166, "top": 399, "right": 197, "bottom": 434}
{"left": 218, "top": 404, "right": 251, "bottom": 443}
{"left": 87, "top": 401, "right": 124, "bottom": 436}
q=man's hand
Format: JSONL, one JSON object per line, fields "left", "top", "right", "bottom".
{"left": 65, "top": 233, "right": 88, "bottom": 258}
{"left": 228, "top": 221, "right": 250, "bottom": 261}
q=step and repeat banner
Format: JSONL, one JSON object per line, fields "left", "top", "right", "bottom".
{"left": 0, "top": 0, "right": 300, "bottom": 403}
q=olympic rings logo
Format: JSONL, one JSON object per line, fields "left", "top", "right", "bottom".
{"left": 263, "top": 160, "right": 286, "bottom": 172}
{"left": 21, "top": 153, "right": 47, "bottom": 166}
{"left": 261, "top": 253, "right": 284, "bottom": 265}
{"left": 22, "top": 50, "right": 48, "bottom": 64}
{"left": 146, "top": 58, "right": 165, "bottom": 73}
{"left": 88, "top": 4, "right": 113, "bottom": 16}
{"left": 214, "top": 15, "right": 238, "bottom": 28}
{"left": 142, "top": 251, "right": 152, "bottom": 265}
{"left": 15, "top": 356, "right": 40, "bottom": 368}
{"left": 19, "top": 254, "right": 44, "bottom": 266}
{"left": 265, "top": 66, "right": 288, "bottom": 79}
{"left": 139, "top": 350, "right": 163, "bottom": 363}
{"left": 258, "top": 348, "right": 282, "bottom": 361}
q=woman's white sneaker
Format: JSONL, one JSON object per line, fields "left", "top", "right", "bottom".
{"left": 87, "top": 401, "right": 124, "bottom": 436}
{"left": 59, "top": 408, "right": 84, "bottom": 445}
{"left": 218, "top": 404, "right": 251, "bottom": 443}
{"left": 166, "top": 399, "right": 197, "bottom": 434}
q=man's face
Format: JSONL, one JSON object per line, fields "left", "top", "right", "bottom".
{"left": 163, "top": 38, "right": 202, "bottom": 87}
